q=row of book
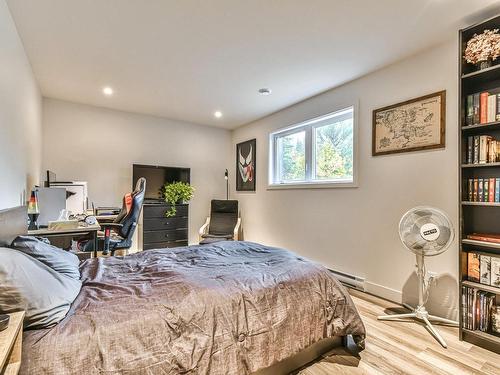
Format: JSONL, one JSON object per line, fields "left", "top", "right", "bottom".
{"left": 467, "top": 252, "right": 500, "bottom": 287}
{"left": 466, "top": 135, "right": 500, "bottom": 164}
{"left": 465, "top": 91, "right": 500, "bottom": 126}
{"left": 466, "top": 178, "right": 500, "bottom": 202}
{"left": 461, "top": 286, "right": 499, "bottom": 333}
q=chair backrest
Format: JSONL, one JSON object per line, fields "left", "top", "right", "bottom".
{"left": 208, "top": 200, "right": 238, "bottom": 236}
{"left": 114, "top": 177, "right": 146, "bottom": 240}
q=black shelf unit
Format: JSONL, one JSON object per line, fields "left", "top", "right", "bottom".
{"left": 459, "top": 15, "right": 500, "bottom": 354}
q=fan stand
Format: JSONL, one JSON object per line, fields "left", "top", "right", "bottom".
{"left": 377, "top": 253, "right": 458, "bottom": 348}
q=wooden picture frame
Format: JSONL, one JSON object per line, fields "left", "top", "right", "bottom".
{"left": 372, "top": 90, "right": 446, "bottom": 156}
{"left": 236, "top": 139, "right": 256, "bottom": 191}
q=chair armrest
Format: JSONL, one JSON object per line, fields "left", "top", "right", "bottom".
{"left": 233, "top": 218, "right": 241, "bottom": 241}
{"left": 100, "top": 223, "right": 123, "bottom": 230}
{"left": 199, "top": 217, "right": 210, "bottom": 242}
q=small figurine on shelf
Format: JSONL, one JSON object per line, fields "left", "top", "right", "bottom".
{"left": 464, "top": 29, "right": 500, "bottom": 71}
{"left": 27, "top": 189, "right": 40, "bottom": 230}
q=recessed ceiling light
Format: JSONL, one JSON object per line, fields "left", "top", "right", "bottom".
{"left": 214, "top": 111, "right": 223, "bottom": 118}
{"left": 258, "top": 88, "right": 272, "bottom": 96}
{"left": 102, "top": 86, "right": 114, "bottom": 96}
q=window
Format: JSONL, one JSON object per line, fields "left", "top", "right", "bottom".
{"left": 269, "top": 106, "right": 356, "bottom": 188}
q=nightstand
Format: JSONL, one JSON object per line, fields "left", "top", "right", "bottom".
{"left": 0, "top": 311, "right": 24, "bottom": 375}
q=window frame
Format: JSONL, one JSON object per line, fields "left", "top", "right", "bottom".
{"left": 268, "top": 103, "right": 358, "bottom": 189}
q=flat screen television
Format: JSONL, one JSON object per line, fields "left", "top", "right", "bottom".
{"left": 132, "top": 164, "right": 190, "bottom": 201}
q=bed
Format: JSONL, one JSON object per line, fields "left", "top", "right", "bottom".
{"left": 0, "top": 207, "right": 365, "bottom": 374}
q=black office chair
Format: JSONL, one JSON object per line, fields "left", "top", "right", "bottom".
{"left": 199, "top": 200, "right": 240, "bottom": 244}
{"left": 81, "top": 178, "right": 146, "bottom": 255}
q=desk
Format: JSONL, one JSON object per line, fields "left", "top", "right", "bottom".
{"left": 0, "top": 311, "right": 24, "bottom": 375}
{"left": 28, "top": 223, "right": 101, "bottom": 259}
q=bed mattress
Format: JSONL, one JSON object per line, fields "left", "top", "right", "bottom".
{"left": 21, "top": 241, "right": 365, "bottom": 374}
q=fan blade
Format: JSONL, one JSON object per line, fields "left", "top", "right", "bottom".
{"left": 435, "top": 225, "right": 451, "bottom": 246}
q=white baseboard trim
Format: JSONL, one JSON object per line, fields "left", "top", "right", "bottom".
{"left": 364, "top": 281, "right": 403, "bottom": 304}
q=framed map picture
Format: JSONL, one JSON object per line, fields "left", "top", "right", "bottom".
{"left": 372, "top": 91, "right": 446, "bottom": 156}
{"left": 236, "top": 138, "right": 256, "bottom": 191}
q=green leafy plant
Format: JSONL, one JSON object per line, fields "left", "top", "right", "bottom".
{"left": 160, "top": 182, "right": 195, "bottom": 217}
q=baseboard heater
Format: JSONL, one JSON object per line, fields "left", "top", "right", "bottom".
{"left": 329, "top": 269, "right": 366, "bottom": 292}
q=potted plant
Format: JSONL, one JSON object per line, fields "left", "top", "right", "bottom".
{"left": 464, "top": 29, "right": 500, "bottom": 70}
{"left": 160, "top": 181, "right": 195, "bottom": 217}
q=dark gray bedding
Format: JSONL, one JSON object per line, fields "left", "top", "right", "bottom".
{"left": 21, "top": 241, "right": 365, "bottom": 374}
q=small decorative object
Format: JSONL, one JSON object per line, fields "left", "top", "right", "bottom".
{"left": 27, "top": 189, "right": 40, "bottom": 230}
{"left": 372, "top": 91, "right": 446, "bottom": 156}
{"left": 160, "top": 181, "right": 194, "bottom": 217}
{"left": 464, "top": 29, "right": 500, "bottom": 70}
{"left": 236, "top": 139, "right": 256, "bottom": 191}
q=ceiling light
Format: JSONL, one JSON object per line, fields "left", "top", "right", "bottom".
{"left": 214, "top": 111, "right": 223, "bottom": 118}
{"left": 258, "top": 88, "right": 272, "bottom": 96}
{"left": 102, "top": 87, "right": 114, "bottom": 96}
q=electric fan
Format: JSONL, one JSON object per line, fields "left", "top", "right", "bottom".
{"left": 377, "top": 206, "right": 457, "bottom": 348}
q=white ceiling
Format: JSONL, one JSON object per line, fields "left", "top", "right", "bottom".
{"left": 6, "top": 0, "right": 500, "bottom": 129}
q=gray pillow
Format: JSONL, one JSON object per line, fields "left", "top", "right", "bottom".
{"left": 0, "top": 247, "right": 81, "bottom": 329}
{"left": 11, "top": 236, "right": 80, "bottom": 280}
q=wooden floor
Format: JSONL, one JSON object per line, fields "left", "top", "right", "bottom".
{"left": 299, "top": 289, "right": 500, "bottom": 375}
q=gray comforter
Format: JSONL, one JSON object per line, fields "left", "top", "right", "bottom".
{"left": 21, "top": 241, "right": 365, "bottom": 374}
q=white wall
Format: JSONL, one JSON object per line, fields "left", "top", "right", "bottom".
{"left": 232, "top": 40, "right": 459, "bottom": 319}
{"left": 0, "top": 0, "right": 42, "bottom": 209}
{"left": 42, "top": 98, "right": 232, "bottom": 243}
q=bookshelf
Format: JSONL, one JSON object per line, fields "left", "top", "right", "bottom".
{"left": 459, "top": 15, "right": 500, "bottom": 354}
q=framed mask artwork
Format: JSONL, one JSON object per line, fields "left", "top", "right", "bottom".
{"left": 236, "top": 139, "right": 256, "bottom": 191}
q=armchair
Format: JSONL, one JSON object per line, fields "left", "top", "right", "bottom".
{"left": 199, "top": 200, "right": 241, "bottom": 244}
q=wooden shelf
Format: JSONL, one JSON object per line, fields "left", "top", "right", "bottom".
{"left": 461, "top": 201, "right": 500, "bottom": 206}
{"left": 462, "top": 120, "right": 500, "bottom": 132}
{"left": 462, "top": 63, "right": 500, "bottom": 80}
{"left": 461, "top": 162, "right": 500, "bottom": 168}
{"left": 462, "top": 280, "right": 500, "bottom": 294}
{"left": 462, "top": 329, "right": 500, "bottom": 354}
{"left": 462, "top": 238, "right": 500, "bottom": 250}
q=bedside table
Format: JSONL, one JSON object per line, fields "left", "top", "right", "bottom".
{"left": 0, "top": 311, "right": 24, "bottom": 375}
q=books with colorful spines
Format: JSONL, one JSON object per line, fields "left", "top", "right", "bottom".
{"left": 480, "top": 92, "right": 489, "bottom": 124}
{"left": 480, "top": 255, "right": 491, "bottom": 285}
{"left": 468, "top": 252, "right": 481, "bottom": 282}
{"left": 467, "top": 136, "right": 473, "bottom": 164}
{"left": 496, "top": 178, "right": 500, "bottom": 202}
{"left": 466, "top": 95, "right": 474, "bottom": 125}
{"left": 479, "top": 135, "right": 492, "bottom": 164}
{"left": 473, "top": 178, "right": 479, "bottom": 202}
{"left": 492, "top": 257, "right": 500, "bottom": 288}
{"left": 467, "top": 233, "right": 500, "bottom": 243}
{"left": 488, "top": 94, "right": 497, "bottom": 123}
{"left": 468, "top": 178, "right": 474, "bottom": 201}
{"left": 473, "top": 136, "right": 480, "bottom": 164}
{"left": 489, "top": 140, "right": 497, "bottom": 163}
{"left": 497, "top": 93, "right": 500, "bottom": 121}
{"left": 484, "top": 179, "right": 489, "bottom": 202}
{"left": 473, "top": 93, "right": 480, "bottom": 124}
{"left": 489, "top": 178, "right": 495, "bottom": 202}
{"left": 478, "top": 178, "right": 484, "bottom": 201}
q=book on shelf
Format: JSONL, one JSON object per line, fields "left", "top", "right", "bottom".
{"left": 467, "top": 135, "right": 498, "bottom": 164}
{"left": 466, "top": 177, "right": 500, "bottom": 202}
{"left": 461, "top": 286, "right": 496, "bottom": 332}
{"left": 493, "top": 306, "right": 500, "bottom": 334}
{"left": 468, "top": 252, "right": 480, "bottom": 282}
{"left": 467, "top": 136, "right": 473, "bottom": 164}
{"left": 480, "top": 255, "right": 491, "bottom": 285}
{"left": 465, "top": 91, "right": 500, "bottom": 126}
{"left": 493, "top": 257, "right": 500, "bottom": 288}
{"left": 466, "top": 233, "right": 500, "bottom": 243}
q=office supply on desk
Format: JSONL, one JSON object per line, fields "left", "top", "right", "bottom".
{"left": 35, "top": 187, "right": 66, "bottom": 226}
{"left": 47, "top": 220, "right": 79, "bottom": 230}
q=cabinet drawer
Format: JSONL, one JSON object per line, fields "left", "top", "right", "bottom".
{"left": 143, "top": 204, "right": 188, "bottom": 218}
{"left": 143, "top": 229, "right": 188, "bottom": 243}
{"left": 143, "top": 240, "right": 188, "bottom": 250}
{"left": 143, "top": 217, "right": 188, "bottom": 230}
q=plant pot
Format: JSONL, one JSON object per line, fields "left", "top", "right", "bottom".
{"left": 477, "top": 59, "right": 492, "bottom": 70}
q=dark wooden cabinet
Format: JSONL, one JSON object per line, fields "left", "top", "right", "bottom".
{"left": 140, "top": 202, "right": 188, "bottom": 250}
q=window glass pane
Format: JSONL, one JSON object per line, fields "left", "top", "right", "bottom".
{"left": 314, "top": 115, "right": 353, "bottom": 181}
{"left": 277, "top": 131, "right": 306, "bottom": 181}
